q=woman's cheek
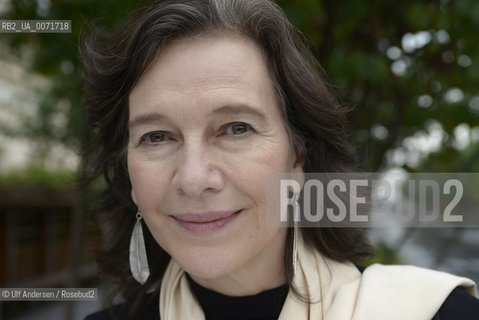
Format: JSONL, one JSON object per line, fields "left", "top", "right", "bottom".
{"left": 129, "top": 159, "right": 163, "bottom": 206}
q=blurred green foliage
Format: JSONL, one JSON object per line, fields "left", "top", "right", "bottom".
{"left": 1, "top": 0, "right": 478, "bottom": 174}
{"left": 0, "top": 165, "right": 76, "bottom": 188}
{"left": 364, "top": 242, "right": 403, "bottom": 265}
{"left": 277, "top": 0, "right": 479, "bottom": 171}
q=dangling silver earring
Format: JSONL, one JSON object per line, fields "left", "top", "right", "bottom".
{"left": 129, "top": 211, "right": 150, "bottom": 284}
{"left": 292, "top": 193, "right": 300, "bottom": 277}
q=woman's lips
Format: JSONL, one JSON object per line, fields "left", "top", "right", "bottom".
{"left": 173, "top": 210, "right": 242, "bottom": 235}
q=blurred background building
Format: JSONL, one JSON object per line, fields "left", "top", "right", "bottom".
{"left": 0, "top": 47, "right": 99, "bottom": 319}
{"left": 1, "top": 0, "right": 478, "bottom": 319}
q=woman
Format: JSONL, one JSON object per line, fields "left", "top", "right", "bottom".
{"left": 81, "top": 0, "right": 479, "bottom": 319}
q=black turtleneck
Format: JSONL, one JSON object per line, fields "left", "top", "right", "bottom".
{"left": 186, "top": 274, "right": 289, "bottom": 320}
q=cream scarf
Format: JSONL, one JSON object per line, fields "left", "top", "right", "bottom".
{"left": 159, "top": 235, "right": 478, "bottom": 320}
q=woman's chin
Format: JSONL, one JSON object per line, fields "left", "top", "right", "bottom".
{"left": 177, "top": 253, "right": 240, "bottom": 281}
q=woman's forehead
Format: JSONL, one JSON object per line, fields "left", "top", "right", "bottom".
{"left": 144, "top": 34, "right": 267, "bottom": 84}
{"left": 129, "top": 34, "right": 279, "bottom": 115}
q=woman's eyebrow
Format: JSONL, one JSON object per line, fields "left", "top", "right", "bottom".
{"left": 129, "top": 112, "right": 167, "bottom": 130}
{"left": 212, "top": 104, "right": 267, "bottom": 121}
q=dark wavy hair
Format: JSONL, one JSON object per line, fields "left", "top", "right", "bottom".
{"left": 80, "top": 0, "right": 372, "bottom": 318}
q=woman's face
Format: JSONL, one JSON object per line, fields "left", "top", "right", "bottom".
{"left": 127, "top": 34, "right": 303, "bottom": 291}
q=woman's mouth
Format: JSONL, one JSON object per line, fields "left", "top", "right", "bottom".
{"left": 172, "top": 210, "right": 243, "bottom": 235}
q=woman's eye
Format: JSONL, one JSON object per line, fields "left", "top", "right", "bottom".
{"left": 140, "top": 131, "right": 170, "bottom": 145}
{"left": 224, "top": 122, "right": 252, "bottom": 135}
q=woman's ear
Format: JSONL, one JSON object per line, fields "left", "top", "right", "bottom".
{"left": 289, "top": 149, "right": 305, "bottom": 188}
{"left": 131, "top": 189, "right": 138, "bottom": 205}
{"left": 292, "top": 164, "right": 305, "bottom": 188}
{"left": 291, "top": 146, "right": 305, "bottom": 181}
{"left": 290, "top": 135, "right": 306, "bottom": 171}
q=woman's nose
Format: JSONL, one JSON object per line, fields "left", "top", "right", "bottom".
{"left": 172, "top": 141, "right": 224, "bottom": 198}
